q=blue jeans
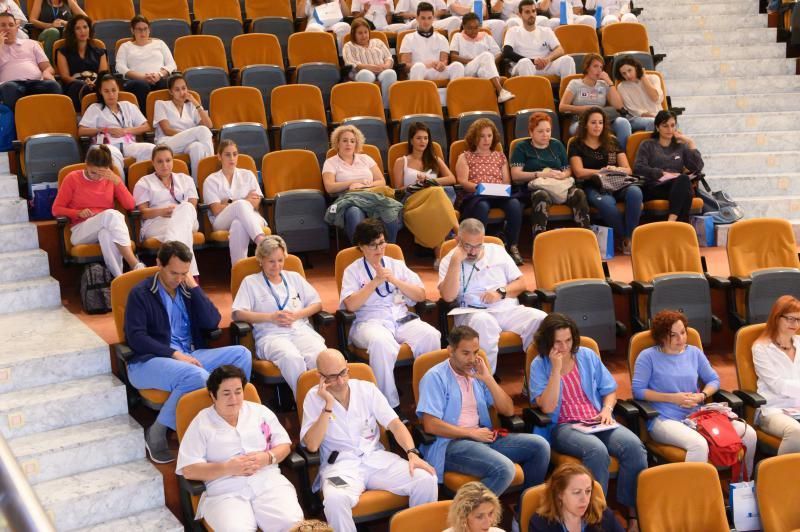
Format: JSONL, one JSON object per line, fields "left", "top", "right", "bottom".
{"left": 444, "top": 433, "right": 550, "bottom": 495}
{"left": 768, "top": 0, "right": 780, "bottom": 11}
{"left": 462, "top": 197, "right": 523, "bottom": 246}
{"left": 343, "top": 206, "right": 403, "bottom": 244}
{"left": 551, "top": 423, "right": 647, "bottom": 508}
{"left": 127, "top": 346, "right": 253, "bottom": 430}
{"left": 0, "top": 79, "right": 62, "bottom": 109}
{"left": 570, "top": 117, "right": 632, "bottom": 151}
{"left": 628, "top": 116, "right": 655, "bottom": 133}
{"left": 584, "top": 185, "right": 643, "bottom": 240}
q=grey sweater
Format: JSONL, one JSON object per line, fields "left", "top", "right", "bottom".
{"left": 633, "top": 139, "right": 704, "bottom": 186}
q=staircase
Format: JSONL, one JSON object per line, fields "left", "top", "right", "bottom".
{"left": 637, "top": 0, "right": 800, "bottom": 235}
{"left": 0, "top": 157, "right": 181, "bottom": 531}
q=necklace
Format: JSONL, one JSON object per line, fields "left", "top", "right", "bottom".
{"left": 776, "top": 339, "right": 793, "bottom": 350}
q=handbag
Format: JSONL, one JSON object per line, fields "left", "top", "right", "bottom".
{"left": 688, "top": 409, "right": 749, "bottom": 481}
{"left": 593, "top": 170, "right": 643, "bottom": 193}
{"left": 527, "top": 176, "right": 574, "bottom": 204}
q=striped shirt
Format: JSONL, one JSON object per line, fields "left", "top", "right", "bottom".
{"left": 342, "top": 38, "right": 394, "bottom": 68}
{"left": 558, "top": 363, "right": 600, "bottom": 423}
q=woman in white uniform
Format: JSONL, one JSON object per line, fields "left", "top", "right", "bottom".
{"left": 587, "top": 0, "right": 637, "bottom": 26}
{"left": 300, "top": 0, "right": 351, "bottom": 51}
{"left": 536, "top": 0, "right": 596, "bottom": 28}
{"left": 133, "top": 145, "right": 200, "bottom": 277}
{"left": 78, "top": 74, "right": 155, "bottom": 176}
{"left": 177, "top": 365, "right": 305, "bottom": 532}
{"left": 202, "top": 140, "right": 269, "bottom": 266}
{"left": 340, "top": 218, "right": 441, "bottom": 409}
{"left": 350, "top": 0, "right": 411, "bottom": 32}
{"left": 232, "top": 235, "right": 328, "bottom": 396}
{"left": 447, "top": 0, "right": 507, "bottom": 46}
{"left": 153, "top": 73, "right": 214, "bottom": 180}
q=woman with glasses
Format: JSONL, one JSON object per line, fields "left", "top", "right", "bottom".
{"left": 232, "top": 235, "right": 328, "bottom": 397}
{"left": 339, "top": 218, "right": 441, "bottom": 409}
{"left": 752, "top": 296, "right": 800, "bottom": 455}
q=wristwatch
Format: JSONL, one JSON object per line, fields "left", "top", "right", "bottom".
{"left": 496, "top": 287, "right": 507, "bottom": 299}
{"left": 406, "top": 447, "right": 421, "bottom": 457}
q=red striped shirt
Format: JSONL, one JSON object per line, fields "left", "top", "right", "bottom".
{"left": 558, "top": 363, "right": 600, "bottom": 423}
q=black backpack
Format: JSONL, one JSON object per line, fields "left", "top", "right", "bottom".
{"left": 80, "top": 263, "right": 113, "bottom": 314}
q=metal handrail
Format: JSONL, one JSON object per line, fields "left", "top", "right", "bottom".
{"left": 0, "top": 434, "right": 54, "bottom": 532}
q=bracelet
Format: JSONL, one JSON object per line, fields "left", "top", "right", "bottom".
{"left": 267, "top": 451, "right": 276, "bottom": 465}
{"left": 700, "top": 391, "right": 708, "bottom": 400}
{"left": 323, "top": 408, "right": 333, "bottom": 413}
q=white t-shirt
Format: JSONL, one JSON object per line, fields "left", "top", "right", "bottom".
{"left": 503, "top": 25, "right": 560, "bottom": 59}
{"left": 399, "top": 31, "right": 450, "bottom": 65}
{"left": 351, "top": 0, "right": 394, "bottom": 29}
{"left": 499, "top": 0, "right": 522, "bottom": 19}
{"left": 153, "top": 100, "right": 202, "bottom": 142}
{"left": 202, "top": 168, "right": 263, "bottom": 224}
{"left": 232, "top": 270, "right": 322, "bottom": 340}
{"left": 79, "top": 101, "right": 148, "bottom": 146}
{"left": 543, "top": 0, "right": 582, "bottom": 17}
{"left": 322, "top": 153, "right": 377, "bottom": 184}
{"left": 340, "top": 255, "right": 422, "bottom": 325}
{"left": 115, "top": 39, "right": 177, "bottom": 77}
{"left": 133, "top": 172, "right": 198, "bottom": 234}
{"left": 438, "top": 242, "right": 523, "bottom": 312}
{"left": 395, "top": 0, "right": 448, "bottom": 15}
{"left": 450, "top": 32, "right": 500, "bottom": 60}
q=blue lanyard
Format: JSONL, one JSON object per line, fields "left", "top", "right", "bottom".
{"left": 363, "top": 258, "right": 393, "bottom": 297}
{"left": 263, "top": 272, "right": 290, "bottom": 310}
{"left": 460, "top": 261, "right": 478, "bottom": 304}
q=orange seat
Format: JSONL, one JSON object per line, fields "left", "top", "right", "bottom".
{"left": 140, "top": 0, "right": 191, "bottom": 24}
{"left": 174, "top": 35, "right": 229, "bottom": 72}
{"left": 85, "top": 0, "right": 135, "bottom": 21}
{"left": 209, "top": 86, "right": 268, "bottom": 129}
{"left": 193, "top": 0, "right": 243, "bottom": 22}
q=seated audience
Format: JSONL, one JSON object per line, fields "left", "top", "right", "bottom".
{"left": 444, "top": 481, "right": 504, "bottom": 532}
{"left": 444, "top": 0, "right": 507, "bottom": 47}
{"left": 176, "top": 365, "right": 304, "bottom": 532}
{"left": 502, "top": 0, "right": 575, "bottom": 79}
{"left": 300, "top": 0, "right": 351, "bottom": 50}
{"left": 633, "top": 110, "right": 702, "bottom": 223}
{"left": 124, "top": 241, "right": 252, "bottom": 463}
{"left": 418, "top": 326, "right": 550, "bottom": 495}
{"left": 52, "top": 145, "right": 143, "bottom": 277}
{"left": 153, "top": 73, "right": 214, "bottom": 180}
{"left": 530, "top": 313, "right": 646, "bottom": 529}
{"left": 350, "top": 0, "right": 410, "bottom": 32}
{"left": 752, "top": 295, "right": 800, "bottom": 455}
{"left": 589, "top": 0, "right": 638, "bottom": 26}
{"left": 455, "top": 119, "right": 524, "bottom": 265}
{"left": 510, "top": 112, "right": 590, "bottom": 241}
{"left": 396, "top": 0, "right": 460, "bottom": 31}
{"left": 54, "top": 15, "right": 108, "bottom": 111}
{"left": 535, "top": 0, "right": 597, "bottom": 28}
{"left": 300, "top": 349, "right": 438, "bottom": 532}
{"left": 341, "top": 18, "right": 397, "bottom": 108}
{"left": 0, "top": 0, "right": 27, "bottom": 40}
{"left": 529, "top": 463, "right": 624, "bottom": 532}
{"left": 439, "top": 218, "right": 547, "bottom": 374}
{"left": 232, "top": 235, "right": 327, "bottom": 396}
{"left": 399, "top": 2, "right": 464, "bottom": 82}
{"left": 133, "top": 145, "right": 200, "bottom": 278}
{"left": 491, "top": 0, "right": 524, "bottom": 29}
{"left": 202, "top": 139, "right": 268, "bottom": 265}
{"left": 615, "top": 56, "right": 662, "bottom": 133}
{"left": 632, "top": 310, "right": 757, "bottom": 475}
{"left": 29, "top": 0, "right": 85, "bottom": 61}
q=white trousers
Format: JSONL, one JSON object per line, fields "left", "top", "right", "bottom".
{"left": 162, "top": 126, "right": 214, "bottom": 180}
{"left": 455, "top": 305, "right": 547, "bottom": 374}
{"left": 107, "top": 142, "right": 156, "bottom": 177}
{"left": 69, "top": 210, "right": 132, "bottom": 277}
{"left": 255, "top": 326, "right": 326, "bottom": 396}
{"left": 354, "top": 68, "right": 397, "bottom": 108}
{"left": 757, "top": 411, "right": 800, "bottom": 455}
{"left": 201, "top": 476, "right": 304, "bottom": 532}
{"left": 409, "top": 61, "right": 465, "bottom": 82}
{"left": 511, "top": 55, "right": 576, "bottom": 78}
{"left": 538, "top": 14, "right": 597, "bottom": 28}
{"left": 465, "top": 51, "right": 501, "bottom": 80}
{"left": 601, "top": 13, "right": 637, "bottom": 26}
{"left": 211, "top": 199, "right": 268, "bottom": 265}
{"left": 321, "top": 451, "right": 438, "bottom": 532}
{"left": 349, "top": 317, "right": 441, "bottom": 407}
{"left": 305, "top": 21, "right": 351, "bottom": 51}
{"left": 650, "top": 417, "right": 757, "bottom": 476}
{"left": 141, "top": 202, "right": 200, "bottom": 275}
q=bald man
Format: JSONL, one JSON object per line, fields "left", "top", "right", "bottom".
{"left": 300, "top": 349, "right": 438, "bottom": 532}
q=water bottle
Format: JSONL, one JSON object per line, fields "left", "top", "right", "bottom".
{"left": 559, "top": 0, "right": 568, "bottom": 25}
{"left": 594, "top": 4, "right": 603, "bottom": 27}
{"left": 474, "top": 0, "right": 484, "bottom": 24}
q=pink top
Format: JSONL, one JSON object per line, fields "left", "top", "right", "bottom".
{"left": 52, "top": 170, "right": 136, "bottom": 226}
{"left": 449, "top": 362, "right": 480, "bottom": 429}
{"left": 0, "top": 39, "right": 47, "bottom": 83}
{"left": 464, "top": 151, "right": 507, "bottom": 184}
{"left": 322, "top": 153, "right": 377, "bottom": 183}
{"left": 557, "top": 363, "right": 600, "bottom": 423}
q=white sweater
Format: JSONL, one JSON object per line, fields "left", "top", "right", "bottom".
{"left": 115, "top": 39, "right": 177, "bottom": 77}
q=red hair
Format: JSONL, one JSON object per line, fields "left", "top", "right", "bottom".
{"left": 762, "top": 295, "right": 800, "bottom": 342}
{"left": 651, "top": 310, "right": 688, "bottom": 347}
{"left": 528, "top": 112, "right": 552, "bottom": 131}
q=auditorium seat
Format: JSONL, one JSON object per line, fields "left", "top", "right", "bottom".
{"left": 600, "top": 22, "right": 658, "bottom": 71}
{"left": 330, "top": 82, "right": 389, "bottom": 168}
{"left": 287, "top": 31, "right": 341, "bottom": 108}
{"left": 173, "top": 35, "right": 230, "bottom": 108}
{"left": 445, "top": 77, "right": 503, "bottom": 141}
{"left": 269, "top": 84, "right": 329, "bottom": 165}
{"left": 231, "top": 33, "right": 286, "bottom": 118}
{"left": 756, "top": 454, "right": 800, "bottom": 532}
{"left": 389, "top": 501, "right": 451, "bottom": 532}
{"left": 554, "top": 24, "right": 601, "bottom": 73}
{"left": 501, "top": 75, "right": 561, "bottom": 142}
{"left": 84, "top": 0, "right": 135, "bottom": 21}
{"left": 140, "top": 0, "right": 192, "bottom": 24}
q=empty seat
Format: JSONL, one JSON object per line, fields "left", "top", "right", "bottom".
{"left": 232, "top": 33, "right": 286, "bottom": 117}
{"left": 446, "top": 77, "right": 503, "bottom": 140}
{"left": 389, "top": 80, "right": 447, "bottom": 158}
{"left": 600, "top": 22, "right": 656, "bottom": 70}
{"left": 250, "top": 17, "right": 293, "bottom": 65}
{"left": 209, "top": 86, "right": 268, "bottom": 129}
{"left": 554, "top": 24, "right": 600, "bottom": 71}
{"left": 287, "top": 31, "right": 341, "bottom": 108}
{"left": 193, "top": 0, "right": 243, "bottom": 22}
{"left": 85, "top": 0, "right": 135, "bottom": 21}
{"left": 149, "top": 19, "right": 191, "bottom": 53}
{"left": 173, "top": 35, "right": 230, "bottom": 108}
{"left": 141, "top": 0, "right": 191, "bottom": 24}
{"left": 756, "top": 454, "right": 800, "bottom": 532}
{"left": 270, "top": 84, "right": 328, "bottom": 165}
{"left": 502, "top": 75, "right": 561, "bottom": 141}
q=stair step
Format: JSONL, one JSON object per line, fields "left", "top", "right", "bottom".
{"left": 0, "top": 197, "right": 27, "bottom": 225}
{"left": 657, "top": 58, "right": 796, "bottom": 79}
{"left": 704, "top": 173, "right": 800, "bottom": 197}
{"left": 668, "top": 75, "right": 800, "bottom": 97}
{"left": 703, "top": 151, "right": 800, "bottom": 175}
{"left": 660, "top": 43, "right": 786, "bottom": 61}
{"left": 0, "top": 249, "right": 50, "bottom": 284}
{"left": 673, "top": 92, "right": 799, "bottom": 114}
{"left": 0, "top": 222, "right": 39, "bottom": 253}
{"left": 0, "top": 277, "right": 61, "bottom": 315}
{"left": 35, "top": 460, "right": 166, "bottom": 531}
{"left": 650, "top": 27, "right": 777, "bottom": 47}
{"left": 678, "top": 111, "right": 800, "bottom": 134}
{"left": 642, "top": 13, "right": 767, "bottom": 30}
{"left": 9, "top": 416, "right": 144, "bottom": 485}
{"left": 75, "top": 508, "right": 183, "bottom": 532}
{"left": 0, "top": 175, "right": 18, "bottom": 199}
{"left": 693, "top": 131, "right": 800, "bottom": 154}
{"left": 733, "top": 196, "right": 800, "bottom": 219}
{"left": 0, "top": 374, "right": 128, "bottom": 440}
{"left": 640, "top": 2, "right": 757, "bottom": 16}
{"left": 0, "top": 308, "right": 110, "bottom": 394}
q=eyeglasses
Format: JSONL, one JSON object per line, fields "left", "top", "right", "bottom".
{"left": 320, "top": 367, "right": 349, "bottom": 383}
{"left": 133, "top": 26, "right": 149, "bottom": 32}
{"left": 781, "top": 315, "right": 800, "bottom": 325}
{"left": 364, "top": 240, "right": 387, "bottom": 251}
{"left": 460, "top": 242, "right": 484, "bottom": 252}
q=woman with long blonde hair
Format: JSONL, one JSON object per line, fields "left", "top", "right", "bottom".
{"left": 445, "top": 482, "right": 504, "bottom": 532}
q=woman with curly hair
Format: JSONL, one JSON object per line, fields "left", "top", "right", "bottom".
{"left": 445, "top": 481, "right": 503, "bottom": 532}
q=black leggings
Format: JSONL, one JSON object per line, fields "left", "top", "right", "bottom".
{"left": 644, "top": 174, "right": 694, "bottom": 222}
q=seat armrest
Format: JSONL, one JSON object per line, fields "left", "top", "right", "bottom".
{"left": 533, "top": 289, "right": 555, "bottom": 304}
{"left": 614, "top": 400, "right": 640, "bottom": 428}
{"left": 286, "top": 450, "right": 305, "bottom": 471}
{"left": 335, "top": 309, "right": 356, "bottom": 324}
{"left": 519, "top": 290, "right": 538, "bottom": 308}
{"left": 204, "top": 328, "right": 222, "bottom": 341}
{"left": 230, "top": 320, "right": 251, "bottom": 343}
{"left": 706, "top": 274, "right": 731, "bottom": 289}
{"left": 56, "top": 216, "right": 69, "bottom": 228}
{"left": 523, "top": 407, "right": 551, "bottom": 429}
{"left": 178, "top": 475, "right": 206, "bottom": 496}
{"left": 115, "top": 343, "right": 134, "bottom": 362}
{"left": 729, "top": 275, "right": 752, "bottom": 289}
{"left": 499, "top": 414, "right": 525, "bottom": 432}
{"left": 608, "top": 280, "right": 632, "bottom": 295}
{"left": 713, "top": 389, "right": 743, "bottom": 410}
{"left": 733, "top": 390, "right": 767, "bottom": 408}
{"left": 629, "top": 399, "right": 659, "bottom": 419}
{"left": 412, "top": 424, "right": 436, "bottom": 446}
{"left": 630, "top": 280, "right": 654, "bottom": 294}
{"left": 312, "top": 310, "right": 335, "bottom": 329}
{"left": 296, "top": 445, "right": 321, "bottom": 467}
{"left": 415, "top": 299, "right": 437, "bottom": 316}
{"left": 335, "top": 309, "right": 356, "bottom": 355}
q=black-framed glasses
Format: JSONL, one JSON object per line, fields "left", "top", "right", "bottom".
{"left": 364, "top": 240, "right": 387, "bottom": 251}
{"left": 320, "top": 367, "right": 349, "bottom": 383}
{"left": 781, "top": 315, "right": 800, "bottom": 325}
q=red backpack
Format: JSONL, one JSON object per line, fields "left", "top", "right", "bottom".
{"left": 688, "top": 409, "right": 748, "bottom": 481}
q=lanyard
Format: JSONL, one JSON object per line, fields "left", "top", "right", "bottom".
{"left": 263, "top": 272, "right": 290, "bottom": 310}
{"left": 460, "top": 261, "right": 478, "bottom": 304}
{"left": 159, "top": 175, "right": 181, "bottom": 203}
{"left": 109, "top": 107, "right": 126, "bottom": 128}
{"left": 363, "top": 258, "right": 392, "bottom": 297}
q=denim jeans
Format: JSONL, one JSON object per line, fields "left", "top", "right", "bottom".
{"left": 343, "top": 206, "right": 403, "bottom": 244}
{"left": 584, "top": 185, "right": 643, "bottom": 240}
{"left": 462, "top": 197, "right": 523, "bottom": 245}
{"left": 550, "top": 423, "right": 647, "bottom": 508}
{"left": 0, "top": 79, "right": 62, "bottom": 109}
{"left": 628, "top": 116, "right": 656, "bottom": 132}
{"left": 444, "top": 433, "right": 550, "bottom": 495}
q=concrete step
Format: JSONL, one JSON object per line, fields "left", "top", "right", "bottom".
{"left": 0, "top": 222, "right": 39, "bottom": 253}
{"left": 0, "top": 249, "right": 50, "bottom": 284}
{"left": 34, "top": 460, "right": 167, "bottom": 531}
{"left": 0, "top": 277, "right": 61, "bottom": 315}
{"left": 75, "top": 508, "right": 183, "bottom": 532}
{"left": 693, "top": 131, "right": 800, "bottom": 154}
{"left": 649, "top": 27, "right": 777, "bottom": 47}
{"left": 0, "top": 175, "right": 18, "bottom": 199}
{"left": 703, "top": 150, "right": 800, "bottom": 175}
{"left": 667, "top": 75, "right": 800, "bottom": 97}
{"left": 0, "top": 197, "right": 27, "bottom": 225}
{"left": 657, "top": 58, "right": 796, "bottom": 79}
{"left": 705, "top": 173, "right": 800, "bottom": 197}
{"left": 661, "top": 43, "right": 786, "bottom": 62}
{"left": 8, "top": 416, "right": 144, "bottom": 486}
{"left": 672, "top": 92, "right": 798, "bottom": 115}
{"left": 0, "top": 308, "right": 110, "bottom": 394}
{"left": 678, "top": 111, "right": 800, "bottom": 134}
{"left": 642, "top": 13, "right": 767, "bottom": 31}
{"left": 640, "top": 2, "right": 757, "bottom": 16}
{"left": 733, "top": 196, "right": 800, "bottom": 219}
{"left": 0, "top": 374, "right": 128, "bottom": 440}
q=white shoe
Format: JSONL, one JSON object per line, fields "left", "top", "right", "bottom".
{"left": 498, "top": 89, "right": 516, "bottom": 103}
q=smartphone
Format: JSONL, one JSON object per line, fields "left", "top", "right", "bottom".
{"left": 396, "top": 314, "right": 419, "bottom": 325}
{"left": 328, "top": 450, "right": 339, "bottom": 464}
{"left": 328, "top": 476, "right": 349, "bottom": 487}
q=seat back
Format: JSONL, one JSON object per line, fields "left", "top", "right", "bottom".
{"left": 324, "top": 145, "right": 384, "bottom": 174}
{"left": 446, "top": 78, "right": 500, "bottom": 118}
{"left": 24, "top": 134, "right": 81, "bottom": 184}
{"left": 637, "top": 463, "right": 729, "bottom": 532}
{"left": 219, "top": 124, "right": 270, "bottom": 172}
{"left": 209, "top": 86, "right": 268, "bottom": 129}
{"left": 558, "top": 73, "right": 584, "bottom": 101}
{"left": 727, "top": 218, "right": 800, "bottom": 277}
{"left": 288, "top": 31, "right": 339, "bottom": 67}
{"left": 196, "top": 154, "right": 258, "bottom": 204}
{"left": 81, "top": 91, "right": 138, "bottom": 116}
{"left": 650, "top": 273, "right": 712, "bottom": 343}
{"left": 389, "top": 501, "right": 451, "bottom": 532}
{"left": 532, "top": 228, "right": 606, "bottom": 290}
{"left": 748, "top": 268, "right": 800, "bottom": 323}
{"left": 231, "top": 33, "right": 284, "bottom": 70}
{"left": 176, "top": 383, "right": 260, "bottom": 440}
{"left": 52, "top": 38, "right": 105, "bottom": 59}
{"left": 756, "top": 454, "right": 800, "bottom": 532}
{"left": 274, "top": 190, "right": 331, "bottom": 253}
{"left": 625, "top": 131, "right": 651, "bottom": 165}
{"left": 174, "top": 35, "right": 229, "bottom": 71}
{"left": 250, "top": 17, "right": 293, "bottom": 63}
{"left": 183, "top": 68, "right": 231, "bottom": 109}
{"left": 110, "top": 266, "right": 160, "bottom": 343}
{"left": 141, "top": 0, "right": 192, "bottom": 24}
{"left": 438, "top": 236, "right": 504, "bottom": 259}
{"left": 387, "top": 141, "right": 444, "bottom": 189}
{"left": 502, "top": 76, "right": 556, "bottom": 116}
{"left": 230, "top": 254, "right": 305, "bottom": 298}
{"left": 127, "top": 159, "right": 190, "bottom": 193}
{"left": 149, "top": 19, "right": 192, "bottom": 52}
{"left": 193, "top": 0, "right": 243, "bottom": 22}
{"left": 262, "top": 149, "right": 324, "bottom": 198}
{"left": 270, "top": 84, "right": 327, "bottom": 126}
{"left": 16, "top": 94, "right": 77, "bottom": 140}
{"left": 335, "top": 245, "right": 405, "bottom": 295}
{"left": 246, "top": 0, "right": 293, "bottom": 18}
{"left": 240, "top": 65, "right": 286, "bottom": 120}
{"left": 525, "top": 336, "right": 600, "bottom": 393}
{"left": 279, "top": 121, "right": 329, "bottom": 166}
{"left": 389, "top": 80, "right": 443, "bottom": 121}
{"left": 554, "top": 282, "right": 616, "bottom": 351}
{"left": 330, "top": 82, "right": 385, "bottom": 123}
{"left": 146, "top": 89, "right": 202, "bottom": 126}
{"left": 555, "top": 24, "right": 600, "bottom": 54}
{"left": 600, "top": 22, "right": 650, "bottom": 56}
{"left": 85, "top": 0, "right": 135, "bottom": 21}
{"left": 199, "top": 18, "right": 243, "bottom": 62}
{"left": 627, "top": 327, "right": 703, "bottom": 375}
{"left": 631, "top": 221, "right": 703, "bottom": 282}
{"left": 733, "top": 323, "right": 765, "bottom": 425}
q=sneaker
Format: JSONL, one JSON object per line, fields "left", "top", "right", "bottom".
{"left": 497, "top": 89, "right": 516, "bottom": 104}
{"left": 622, "top": 238, "right": 632, "bottom": 256}
{"left": 133, "top": 262, "right": 146, "bottom": 271}
{"left": 508, "top": 245, "right": 524, "bottom": 266}
{"left": 144, "top": 425, "right": 176, "bottom": 464}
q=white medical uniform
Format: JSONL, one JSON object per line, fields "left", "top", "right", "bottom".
{"left": 79, "top": 102, "right": 156, "bottom": 176}
{"left": 305, "top": 0, "right": 351, "bottom": 51}
{"left": 536, "top": 0, "right": 596, "bottom": 28}
{"left": 351, "top": 0, "right": 410, "bottom": 31}
{"left": 176, "top": 401, "right": 304, "bottom": 532}
{"left": 202, "top": 168, "right": 268, "bottom": 265}
{"left": 133, "top": 172, "right": 200, "bottom": 275}
{"left": 300, "top": 379, "right": 438, "bottom": 532}
{"left": 447, "top": 0, "right": 508, "bottom": 46}
{"left": 496, "top": 0, "right": 523, "bottom": 28}
{"left": 438, "top": 243, "right": 546, "bottom": 373}
{"left": 450, "top": 31, "right": 502, "bottom": 80}
{"left": 585, "top": 0, "right": 636, "bottom": 26}
{"left": 340, "top": 256, "right": 441, "bottom": 407}
{"left": 502, "top": 25, "right": 576, "bottom": 78}
{"left": 232, "top": 271, "right": 327, "bottom": 395}
{"left": 400, "top": 31, "right": 465, "bottom": 82}
{"left": 153, "top": 100, "right": 214, "bottom": 179}
{"left": 395, "top": 0, "right": 460, "bottom": 31}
